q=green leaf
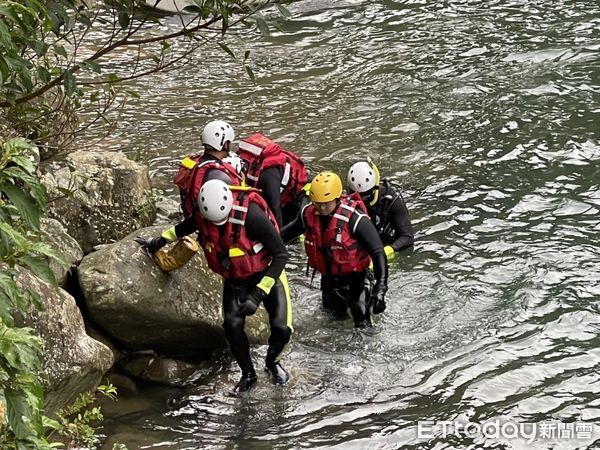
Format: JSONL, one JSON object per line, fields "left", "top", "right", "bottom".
{"left": 18, "top": 69, "right": 33, "bottom": 92}
{"left": 0, "top": 55, "right": 9, "bottom": 84}
{"left": 42, "top": 416, "right": 62, "bottom": 431}
{"left": 24, "top": 286, "right": 43, "bottom": 311}
{"left": 0, "top": 223, "right": 29, "bottom": 250}
{"left": 0, "top": 295, "right": 13, "bottom": 325}
{"left": 29, "top": 242, "right": 64, "bottom": 266}
{"left": 0, "top": 337, "right": 20, "bottom": 369}
{"left": 0, "top": 21, "right": 11, "bottom": 47}
{"left": 36, "top": 66, "right": 51, "bottom": 83}
{"left": 125, "top": 89, "right": 140, "bottom": 99}
{"left": 2, "top": 155, "right": 35, "bottom": 176}
{"left": 63, "top": 69, "right": 76, "bottom": 96}
{"left": 17, "top": 255, "right": 57, "bottom": 286}
{"left": 52, "top": 44, "right": 67, "bottom": 59}
{"left": 254, "top": 15, "right": 270, "bottom": 36}
{"left": 118, "top": 11, "right": 130, "bottom": 29}
{"left": 78, "top": 13, "right": 92, "bottom": 28}
{"left": 276, "top": 4, "right": 291, "bottom": 18}
{"left": 2, "top": 184, "right": 41, "bottom": 231}
{"left": 244, "top": 65, "right": 255, "bottom": 82}
{"left": 218, "top": 42, "right": 235, "bottom": 59}
{"left": 32, "top": 40, "right": 48, "bottom": 58}
{"left": 5, "top": 388, "right": 34, "bottom": 440}
{"left": 82, "top": 59, "right": 101, "bottom": 73}
{"left": 183, "top": 5, "right": 201, "bottom": 14}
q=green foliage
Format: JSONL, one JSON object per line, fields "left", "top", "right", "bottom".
{"left": 0, "top": 0, "right": 289, "bottom": 156}
{"left": 44, "top": 383, "right": 128, "bottom": 450}
{"left": 0, "top": 137, "right": 60, "bottom": 450}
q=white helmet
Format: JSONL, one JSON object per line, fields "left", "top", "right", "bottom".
{"left": 202, "top": 120, "right": 235, "bottom": 151}
{"left": 197, "top": 179, "right": 233, "bottom": 225}
{"left": 222, "top": 151, "right": 245, "bottom": 175}
{"left": 347, "top": 161, "right": 379, "bottom": 193}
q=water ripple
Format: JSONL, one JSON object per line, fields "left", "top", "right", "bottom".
{"left": 96, "top": 0, "right": 600, "bottom": 448}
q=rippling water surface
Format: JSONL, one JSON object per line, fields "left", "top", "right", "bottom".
{"left": 94, "top": 1, "right": 600, "bottom": 448}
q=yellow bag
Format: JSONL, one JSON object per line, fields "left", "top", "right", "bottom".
{"left": 152, "top": 236, "right": 199, "bottom": 271}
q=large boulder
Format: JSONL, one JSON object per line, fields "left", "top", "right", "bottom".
{"left": 40, "top": 217, "right": 84, "bottom": 287}
{"left": 41, "top": 150, "right": 156, "bottom": 253}
{"left": 77, "top": 226, "right": 270, "bottom": 357}
{"left": 16, "top": 267, "right": 114, "bottom": 414}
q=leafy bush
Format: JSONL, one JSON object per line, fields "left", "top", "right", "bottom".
{"left": 0, "top": 137, "right": 61, "bottom": 449}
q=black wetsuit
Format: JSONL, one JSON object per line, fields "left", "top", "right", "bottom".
{"left": 174, "top": 203, "right": 291, "bottom": 378}
{"left": 257, "top": 166, "right": 309, "bottom": 228}
{"left": 282, "top": 203, "right": 388, "bottom": 327}
{"left": 367, "top": 179, "right": 414, "bottom": 252}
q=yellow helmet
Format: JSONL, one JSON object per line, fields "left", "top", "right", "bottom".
{"left": 309, "top": 171, "right": 343, "bottom": 202}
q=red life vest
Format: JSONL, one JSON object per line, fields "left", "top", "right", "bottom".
{"left": 237, "top": 133, "right": 308, "bottom": 206}
{"left": 173, "top": 155, "right": 241, "bottom": 217}
{"left": 195, "top": 189, "right": 278, "bottom": 279}
{"left": 303, "top": 195, "right": 371, "bottom": 275}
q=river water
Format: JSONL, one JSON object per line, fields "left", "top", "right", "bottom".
{"left": 94, "top": 1, "right": 600, "bottom": 449}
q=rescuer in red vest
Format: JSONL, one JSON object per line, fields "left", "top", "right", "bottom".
{"left": 237, "top": 133, "right": 309, "bottom": 228}
{"left": 136, "top": 119, "right": 242, "bottom": 252}
{"left": 138, "top": 179, "right": 292, "bottom": 395}
{"left": 281, "top": 171, "right": 388, "bottom": 328}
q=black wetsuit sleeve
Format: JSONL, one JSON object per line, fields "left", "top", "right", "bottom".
{"left": 245, "top": 202, "right": 289, "bottom": 280}
{"left": 388, "top": 196, "right": 414, "bottom": 251}
{"left": 280, "top": 207, "right": 306, "bottom": 243}
{"left": 257, "top": 166, "right": 284, "bottom": 228}
{"left": 351, "top": 213, "right": 388, "bottom": 288}
{"left": 174, "top": 215, "right": 199, "bottom": 238}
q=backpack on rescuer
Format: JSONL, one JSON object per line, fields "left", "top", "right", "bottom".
{"left": 237, "top": 133, "right": 308, "bottom": 206}
{"left": 173, "top": 154, "right": 241, "bottom": 218}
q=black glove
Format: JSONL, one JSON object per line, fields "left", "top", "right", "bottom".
{"left": 134, "top": 236, "right": 167, "bottom": 254}
{"left": 237, "top": 288, "right": 268, "bottom": 317}
{"left": 371, "top": 283, "right": 387, "bottom": 315}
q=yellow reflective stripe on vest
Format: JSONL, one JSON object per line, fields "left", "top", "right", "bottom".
{"left": 181, "top": 156, "right": 197, "bottom": 169}
{"left": 229, "top": 248, "right": 245, "bottom": 257}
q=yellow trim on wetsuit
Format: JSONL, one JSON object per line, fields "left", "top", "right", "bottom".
{"left": 256, "top": 275, "right": 276, "bottom": 294}
{"left": 161, "top": 226, "right": 178, "bottom": 242}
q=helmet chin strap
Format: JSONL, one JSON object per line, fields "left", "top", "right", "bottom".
{"left": 367, "top": 156, "right": 380, "bottom": 206}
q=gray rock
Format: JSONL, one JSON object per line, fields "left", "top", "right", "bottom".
{"left": 15, "top": 267, "right": 114, "bottom": 414}
{"left": 40, "top": 217, "right": 84, "bottom": 287}
{"left": 41, "top": 150, "right": 156, "bottom": 253}
{"left": 78, "top": 226, "right": 270, "bottom": 356}
{"left": 118, "top": 354, "right": 202, "bottom": 386}
{"left": 154, "top": 196, "right": 183, "bottom": 224}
